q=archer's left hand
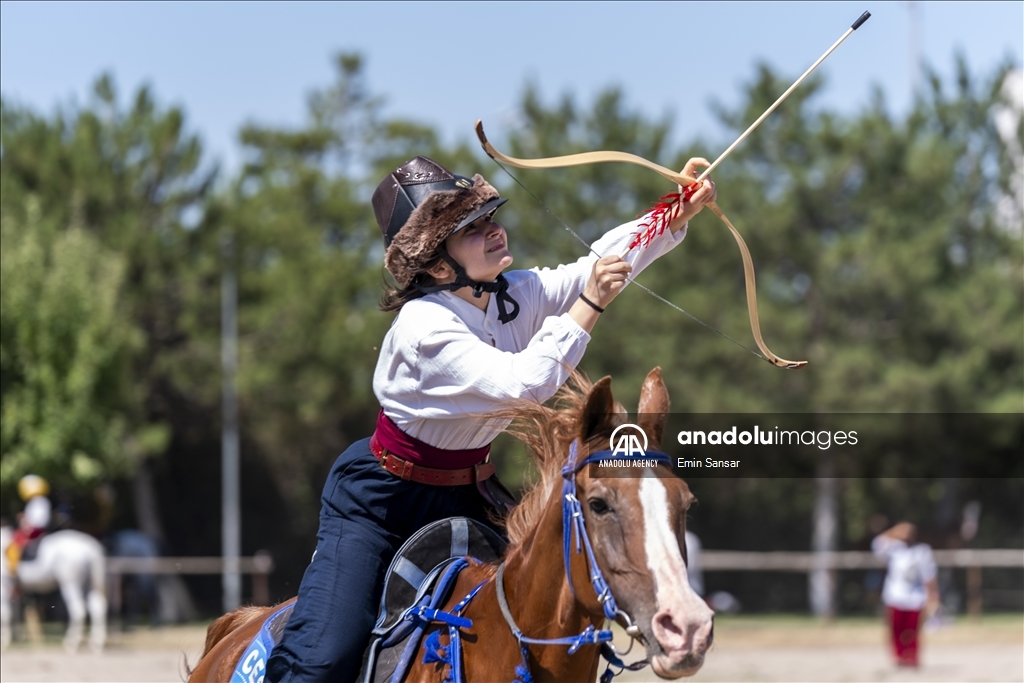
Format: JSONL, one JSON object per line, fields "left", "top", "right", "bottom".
{"left": 673, "top": 157, "right": 717, "bottom": 226}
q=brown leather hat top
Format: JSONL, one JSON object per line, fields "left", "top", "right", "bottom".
{"left": 373, "top": 157, "right": 461, "bottom": 246}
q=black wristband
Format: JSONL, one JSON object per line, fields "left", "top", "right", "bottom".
{"left": 578, "top": 293, "right": 605, "bottom": 314}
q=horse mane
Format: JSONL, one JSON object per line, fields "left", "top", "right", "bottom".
{"left": 495, "top": 371, "right": 623, "bottom": 548}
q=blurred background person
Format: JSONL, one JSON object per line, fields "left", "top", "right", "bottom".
{"left": 5, "top": 475, "right": 52, "bottom": 573}
{"left": 872, "top": 521, "right": 939, "bottom": 668}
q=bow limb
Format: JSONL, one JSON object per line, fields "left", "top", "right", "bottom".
{"left": 475, "top": 120, "right": 807, "bottom": 369}
{"left": 707, "top": 201, "right": 807, "bottom": 369}
{"left": 475, "top": 120, "right": 698, "bottom": 187}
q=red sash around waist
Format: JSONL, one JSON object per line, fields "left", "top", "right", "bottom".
{"left": 372, "top": 410, "right": 490, "bottom": 470}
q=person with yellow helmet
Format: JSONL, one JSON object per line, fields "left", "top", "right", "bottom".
{"left": 5, "top": 475, "right": 52, "bottom": 573}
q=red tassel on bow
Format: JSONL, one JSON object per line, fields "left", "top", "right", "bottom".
{"left": 626, "top": 182, "right": 701, "bottom": 251}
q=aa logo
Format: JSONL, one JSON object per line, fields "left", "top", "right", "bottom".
{"left": 610, "top": 424, "right": 648, "bottom": 457}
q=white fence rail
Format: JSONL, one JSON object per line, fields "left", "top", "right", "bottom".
{"left": 700, "top": 549, "right": 1023, "bottom": 571}
{"left": 700, "top": 548, "right": 1023, "bottom": 615}
{"left": 102, "top": 549, "right": 1021, "bottom": 615}
{"left": 106, "top": 552, "right": 274, "bottom": 609}
{"left": 106, "top": 554, "right": 274, "bottom": 575}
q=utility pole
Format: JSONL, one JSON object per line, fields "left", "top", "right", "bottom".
{"left": 221, "top": 232, "right": 241, "bottom": 612}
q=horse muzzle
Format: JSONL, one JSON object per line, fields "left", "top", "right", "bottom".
{"left": 648, "top": 608, "right": 714, "bottom": 678}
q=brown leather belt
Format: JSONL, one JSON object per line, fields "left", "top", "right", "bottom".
{"left": 370, "top": 434, "right": 494, "bottom": 486}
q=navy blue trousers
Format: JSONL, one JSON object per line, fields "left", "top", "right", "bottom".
{"left": 265, "top": 438, "right": 498, "bottom": 683}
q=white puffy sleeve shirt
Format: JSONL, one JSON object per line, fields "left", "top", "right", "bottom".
{"left": 373, "top": 214, "right": 687, "bottom": 450}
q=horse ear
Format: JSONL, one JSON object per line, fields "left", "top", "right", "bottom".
{"left": 580, "top": 376, "right": 615, "bottom": 442}
{"left": 637, "top": 367, "right": 669, "bottom": 450}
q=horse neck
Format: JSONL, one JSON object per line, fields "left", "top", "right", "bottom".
{"left": 499, "top": 475, "right": 604, "bottom": 682}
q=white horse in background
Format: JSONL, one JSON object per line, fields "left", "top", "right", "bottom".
{"left": 0, "top": 525, "right": 107, "bottom": 652}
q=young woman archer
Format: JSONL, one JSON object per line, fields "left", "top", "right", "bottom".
{"left": 265, "top": 154, "right": 715, "bottom": 682}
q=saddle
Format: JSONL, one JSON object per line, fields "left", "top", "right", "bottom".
{"left": 360, "top": 517, "right": 506, "bottom": 683}
{"left": 228, "top": 517, "right": 505, "bottom": 683}
{"left": 5, "top": 532, "right": 44, "bottom": 575}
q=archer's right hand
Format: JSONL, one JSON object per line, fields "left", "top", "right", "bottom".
{"left": 585, "top": 255, "right": 633, "bottom": 309}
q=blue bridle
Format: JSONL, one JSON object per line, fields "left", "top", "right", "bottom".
{"left": 412, "top": 438, "right": 672, "bottom": 683}
{"left": 560, "top": 439, "right": 672, "bottom": 625}
{"left": 494, "top": 439, "right": 673, "bottom": 683}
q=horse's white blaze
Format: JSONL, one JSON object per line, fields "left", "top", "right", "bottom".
{"left": 639, "top": 472, "right": 713, "bottom": 667}
{"left": 639, "top": 475, "right": 691, "bottom": 610}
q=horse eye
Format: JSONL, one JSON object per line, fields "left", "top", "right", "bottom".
{"left": 588, "top": 498, "right": 611, "bottom": 515}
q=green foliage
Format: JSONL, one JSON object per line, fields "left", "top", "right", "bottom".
{"left": 1, "top": 74, "right": 211, "bottom": 503}
{"left": 203, "top": 56, "right": 483, "bottom": 522}
{"left": 1, "top": 52, "right": 1020, "bottom": 607}
{"left": 0, "top": 210, "right": 143, "bottom": 489}
{"left": 486, "top": 62, "right": 1022, "bottom": 567}
{"left": 417, "top": 66, "right": 1021, "bottom": 554}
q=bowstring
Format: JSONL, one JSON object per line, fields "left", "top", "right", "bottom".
{"left": 488, "top": 157, "right": 771, "bottom": 363}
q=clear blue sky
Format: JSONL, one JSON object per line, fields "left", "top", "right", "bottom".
{"left": 1, "top": 1, "right": 1021, "bottom": 172}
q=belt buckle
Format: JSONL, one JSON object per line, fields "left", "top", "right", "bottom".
{"left": 382, "top": 451, "right": 414, "bottom": 481}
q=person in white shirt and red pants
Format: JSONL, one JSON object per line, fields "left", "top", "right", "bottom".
{"left": 265, "top": 155, "right": 716, "bottom": 683}
{"left": 872, "top": 522, "right": 940, "bottom": 668}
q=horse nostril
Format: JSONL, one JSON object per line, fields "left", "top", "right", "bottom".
{"left": 656, "top": 612, "right": 683, "bottom": 637}
{"left": 653, "top": 611, "right": 687, "bottom": 651}
{"left": 708, "top": 620, "right": 714, "bottom": 647}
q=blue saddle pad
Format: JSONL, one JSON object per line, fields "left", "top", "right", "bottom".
{"left": 230, "top": 603, "right": 294, "bottom": 683}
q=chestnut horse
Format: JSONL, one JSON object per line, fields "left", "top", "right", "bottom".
{"left": 188, "top": 367, "right": 713, "bottom": 682}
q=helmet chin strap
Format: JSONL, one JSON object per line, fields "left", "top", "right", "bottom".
{"left": 416, "top": 247, "right": 520, "bottom": 324}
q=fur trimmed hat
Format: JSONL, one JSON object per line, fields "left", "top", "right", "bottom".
{"left": 373, "top": 156, "right": 507, "bottom": 288}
